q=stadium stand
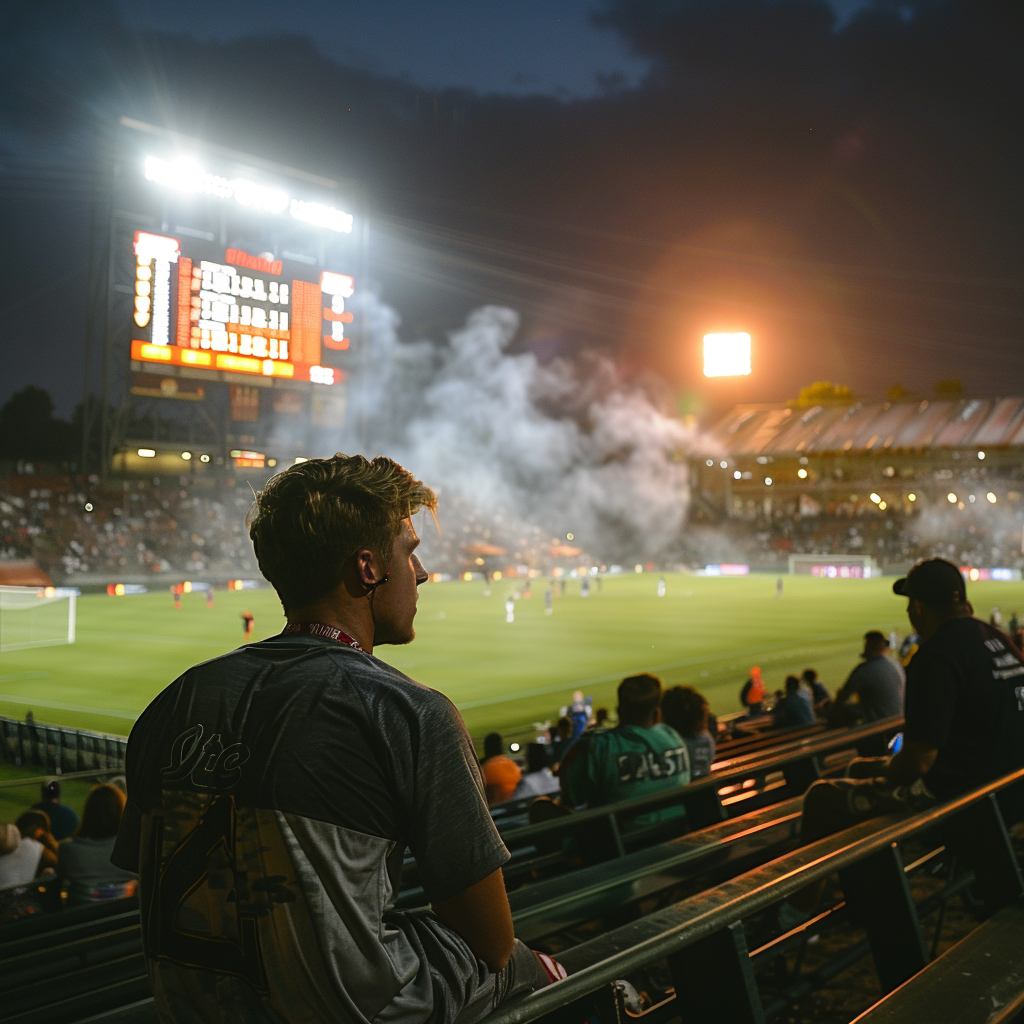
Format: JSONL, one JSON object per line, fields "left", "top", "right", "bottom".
{"left": 399, "top": 718, "right": 902, "bottom": 900}
{"left": 691, "top": 396, "right": 1024, "bottom": 573}
{"left": 479, "top": 766, "right": 1024, "bottom": 1024}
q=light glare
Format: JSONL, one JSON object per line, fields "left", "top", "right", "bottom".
{"left": 703, "top": 333, "right": 751, "bottom": 377}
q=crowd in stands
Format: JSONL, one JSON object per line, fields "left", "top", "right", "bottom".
{"left": 0, "top": 478, "right": 259, "bottom": 580}
{"left": 477, "top": 625, "right": 913, "bottom": 816}
{"left": 0, "top": 780, "right": 135, "bottom": 916}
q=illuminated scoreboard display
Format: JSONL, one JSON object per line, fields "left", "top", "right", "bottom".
{"left": 130, "top": 230, "right": 352, "bottom": 387}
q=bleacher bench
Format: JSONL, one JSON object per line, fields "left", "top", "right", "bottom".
{"left": 853, "top": 896, "right": 1024, "bottom": 1024}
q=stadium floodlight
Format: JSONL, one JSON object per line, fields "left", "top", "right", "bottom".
{"left": 720, "top": 460, "right": 728, "bottom": 469}
{"left": 878, "top": 500, "right": 888, "bottom": 510}
{"left": 181, "top": 451, "right": 192, "bottom": 460}
{"left": 138, "top": 448, "right": 156, "bottom": 458}
{"left": 200, "top": 454, "right": 210, "bottom": 463}
{"left": 143, "top": 155, "right": 353, "bottom": 233}
{"left": 798, "top": 468, "right": 808, "bottom": 479}
{"left": 988, "top": 492, "right": 997, "bottom": 503}
{"left": 703, "top": 333, "right": 751, "bottom": 377}
{"left": 978, "top": 451, "right": 986, "bottom": 460}
{"left": 764, "top": 477, "right": 773, "bottom": 485}
{"left": 947, "top": 492, "right": 957, "bottom": 503}
{"left": 908, "top": 493, "right": 917, "bottom": 502}
{"left": 706, "top": 459, "right": 714, "bottom": 467}
{"left": 869, "top": 492, "right": 881, "bottom": 504}
{"left": 733, "top": 470, "right": 741, "bottom": 480}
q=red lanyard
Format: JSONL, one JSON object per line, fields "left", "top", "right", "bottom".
{"left": 283, "top": 622, "right": 364, "bottom": 651}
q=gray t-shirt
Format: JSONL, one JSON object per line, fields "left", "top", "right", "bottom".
{"left": 840, "top": 654, "right": 905, "bottom": 721}
{"left": 113, "top": 633, "right": 510, "bottom": 1024}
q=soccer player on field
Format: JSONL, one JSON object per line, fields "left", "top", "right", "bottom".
{"left": 113, "top": 455, "right": 560, "bottom": 1024}
{"left": 241, "top": 608, "right": 254, "bottom": 639}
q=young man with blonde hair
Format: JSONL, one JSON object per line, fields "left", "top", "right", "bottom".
{"left": 114, "top": 454, "right": 558, "bottom": 1024}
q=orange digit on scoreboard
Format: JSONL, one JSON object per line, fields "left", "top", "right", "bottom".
{"left": 289, "top": 279, "right": 322, "bottom": 366}
{"left": 176, "top": 257, "right": 193, "bottom": 348}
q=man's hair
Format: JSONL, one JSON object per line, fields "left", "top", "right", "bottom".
{"left": 785, "top": 674, "right": 801, "bottom": 693}
{"left": 78, "top": 784, "right": 126, "bottom": 841}
{"left": 247, "top": 454, "right": 437, "bottom": 611}
{"left": 864, "top": 630, "right": 888, "bottom": 647}
{"left": 41, "top": 780, "right": 60, "bottom": 801}
{"left": 483, "top": 732, "right": 504, "bottom": 760}
{"left": 661, "top": 685, "right": 709, "bottom": 737}
{"left": 15, "top": 810, "right": 50, "bottom": 839}
{"left": 801, "top": 668, "right": 817, "bottom": 683}
{"left": 618, "top": 673, "right": 663, "bottom": 726}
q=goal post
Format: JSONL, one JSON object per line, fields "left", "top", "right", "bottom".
{"left": 787, "top": 554, "right": 877, "bottom": 579}
{"left": 0, "top": 586, "right": 78, "bottom": 652}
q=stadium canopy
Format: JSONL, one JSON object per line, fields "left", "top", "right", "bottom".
{"left": 705, "top": 397, "right": 1024, "bottom": 457}
{"left": 0, "top": 560, "right": 54, "bottom": 587}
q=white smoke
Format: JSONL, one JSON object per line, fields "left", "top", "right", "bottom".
{"left": 333, "top": 294, "right": 696, "bottom": 564}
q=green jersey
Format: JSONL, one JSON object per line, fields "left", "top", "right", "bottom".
{"left": 560, "top": 723, "right": 691, "bottom": 823}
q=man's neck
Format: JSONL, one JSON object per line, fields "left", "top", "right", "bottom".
{"left": 286, "top": 600, "right": 374, "bottom": 654}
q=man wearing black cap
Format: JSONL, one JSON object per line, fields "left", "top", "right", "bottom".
{"left": 802, "top": 557, "right": 1024, "bottom": 840}
{"left": 32, "top": 780, "right": 79, "bottom": 842}
{"left": 769, "top": 557, "right": 1024, "bottom": 931}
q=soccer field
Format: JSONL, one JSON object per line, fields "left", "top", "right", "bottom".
{"left": 0, "top": 573, "right": 1018, "bottom": 745}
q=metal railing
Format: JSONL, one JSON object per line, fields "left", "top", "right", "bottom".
{"left": 0, "top": 716, "right": 126, "bottom": 775}
{"left": 483, "top": 765, "right": 1024, "bottom": 1024}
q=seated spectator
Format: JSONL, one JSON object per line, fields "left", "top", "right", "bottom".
{"left": 559, "top": 673, "right": 690, "bottom": 822}
{"left": 831, "top": 631, "right": 905, "bottom": 725}
{"left": 32, "top": 780, "right": 79, "bottom": 841}
{"left": 772, "top": 676, "right": 817, "bottom": 730}
{"left": 0, "top": 812, "right": 56, "bottom": 889}
{"left": 661, "top": 685, "right": 717, "bottom": 779}
{"left": 739, "top": 666, "right": 767, "bottom": 717}
{"left": 588, "top": 707, "right": 610, "bottom": 730}
{"left": 0, "top": 822, "right": 42, "bottom": 890}
{"left": 58, "top": 784, "right": 136, "bottom": 905}
{"left": 481, "top": 732, "right": 522, "bottom": 805}
{"left": 514, "top": 744, "right": 561, "bottom": 799}
{"left": 801, "top": 668, "right": 832, "bottom": 711}
{"left": 15, "top": 811, "right": 58, "bottom": 872}
{"left": 547, "top": 715, "right": 575, "bottom": 767}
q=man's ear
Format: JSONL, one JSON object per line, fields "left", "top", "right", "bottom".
{"left": 354, "top": 548, "right": 382, "bottom": 587}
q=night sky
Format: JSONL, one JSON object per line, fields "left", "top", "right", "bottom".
{"left": 1, "top": 0, "right": 1021, "bottom": 419}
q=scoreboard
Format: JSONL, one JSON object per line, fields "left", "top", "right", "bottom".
{"left": 130, "top": 230, "right": 352, "bottom": 388}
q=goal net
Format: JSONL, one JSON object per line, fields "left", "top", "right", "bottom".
{"left": 787, "top": 554, "right": 877, "bottom": 579}
{"left": 0, "top": 586, "right": 77, "bottom": 652}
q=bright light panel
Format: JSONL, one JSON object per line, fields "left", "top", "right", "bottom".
{"left": 703, "top": 333, "right": 751, "bottom": 377}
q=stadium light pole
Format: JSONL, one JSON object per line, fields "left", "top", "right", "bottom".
{"left": 702, "top": 333, "right": 752, "bottom": 378}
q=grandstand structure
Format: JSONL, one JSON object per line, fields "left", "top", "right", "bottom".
{"left": 691, "top": 396, "right": 1024, "bottom": 572}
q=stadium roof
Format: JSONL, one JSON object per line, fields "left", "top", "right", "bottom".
{"left": 706, "top": 397, "right": 1024, "bottom": 457}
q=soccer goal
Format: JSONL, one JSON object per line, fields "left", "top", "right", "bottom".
{"left": 0, "top": 586, "right": 78, "bottom": 652}
{"left": 787, "top": 554, "right": 877, "bottom": 579}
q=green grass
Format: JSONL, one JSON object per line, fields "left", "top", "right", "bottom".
{"left": 1, "top": 573, "right": 1019, "bottom": 747}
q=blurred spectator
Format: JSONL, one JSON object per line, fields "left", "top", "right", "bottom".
{"left": 772, "top": 676, "right": 816, "bottom": 730}
{"left": 589, "top": 707, "right": 610, "bottom": 730}
{"left": 58, "top": 784, "right": 136, "bottom": 905}
{"left": 0, "top": 810, "right": 58, "bottom": 887}
{"left": 514, "top": 744, "right": 560, "bottom": 799}
{"left": 32, "top": 780, "right": 79, "bottom": 841}
{"left": 832, "top": 631, "right": 905, "bottom": 724}
{"left": 739, "top": 666, "right": 766, "bottom": 717}
{"left": 481, "top": 732, "right": 522, "bottom": 805}
{"left": 801, "top": 668, "right": 832, "bottom": 711}
{"left": 568, "top": 691, "right": 592, "bottom": 736}
{"left": 661, "top": 685, "right": 716, "bottom": 779}
{"left": 0, "top": 822, "right": 43, "bottom": 889}
{"left": 547, "top": 716, "right": 575, "bottom": 767}
{"left": 559, "top": 674, "right": 690, "bottom": 821}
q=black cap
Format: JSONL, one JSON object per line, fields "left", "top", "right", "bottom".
{"left": 893, "top": 558, "right": 966, "bottom": 605}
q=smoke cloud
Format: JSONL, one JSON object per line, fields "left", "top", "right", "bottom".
{"left": 336, "top": 294, "right": 696, "bottom": 566}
